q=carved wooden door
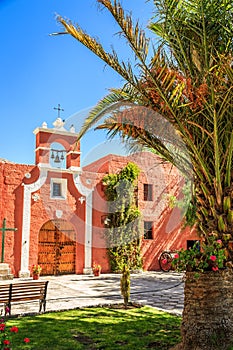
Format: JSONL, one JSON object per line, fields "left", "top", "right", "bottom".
{"left": 38, "top": 220, "right": 76, "bottom": 275}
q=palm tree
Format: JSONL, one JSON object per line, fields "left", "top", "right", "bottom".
{"left": 55, "top": 0, "right": 233, "bottom": 348}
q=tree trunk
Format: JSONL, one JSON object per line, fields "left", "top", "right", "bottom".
{"left": 173, "top": 269, "right": 233, "bottom": 350}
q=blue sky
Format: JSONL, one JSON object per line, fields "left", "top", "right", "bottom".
{"left": 0, "top": 0, "right": 154, "bottom": 165}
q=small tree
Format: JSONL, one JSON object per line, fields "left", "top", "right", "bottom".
{"left": 120, "top": 264, "right": 130, "bottom": 308}
{"left": 102, "top": 162, "right": 142, "bottom": 271}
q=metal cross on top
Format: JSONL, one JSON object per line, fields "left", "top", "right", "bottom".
{"left": 0, "top": 218, "right": 17, "bottom": 263}
{"left": 54, "top": 104, "right": 64, "bottom": 118}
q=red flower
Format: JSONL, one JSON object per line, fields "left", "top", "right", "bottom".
{"left": 24, "top": 337, "right": 30, "bottom": 343}
{"left": 10, "top": 326, "right": 19, "bottom": 333}
{"left": 162, "top": 259, "right": 167, "bottom": 264}
{"left": 3, "top": 340, "right": 10, "bottom": 345}
{"left": 210, "top": 255, "right": 217, "bottom": 261}
{"left": 0, "top": 323, "right": 6, "bottom": 331}
{"left": 212, "top": 266, "right": 219, "bottom": 272}
{"left": 174, "top": 253, "right": 179, "bottom": 259}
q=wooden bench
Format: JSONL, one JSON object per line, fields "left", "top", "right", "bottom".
{"left": 0, "top": 280, "right": 49, "bottom": 316}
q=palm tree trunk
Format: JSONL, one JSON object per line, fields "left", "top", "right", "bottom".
{"left": 173, "top": 269, "right": 233, "bottom": 350}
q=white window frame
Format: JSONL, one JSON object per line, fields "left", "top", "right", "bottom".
{"left": 50, "top": 178, "right": 67, "bottom": 200}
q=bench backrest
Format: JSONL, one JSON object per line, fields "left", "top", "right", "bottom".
{"left": 0, "top": 281, "right": 48, "bottom": 303}
{"left": 0, "top": 284, "right": 11, "bottom": 303}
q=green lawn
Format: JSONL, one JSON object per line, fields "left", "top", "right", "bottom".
{"left": 4, "top": 306, "right": 181, "bottom": 349}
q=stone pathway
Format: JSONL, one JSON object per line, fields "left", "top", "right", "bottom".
{"left": 0, "top": 271, "right": 184, "bottom": 317}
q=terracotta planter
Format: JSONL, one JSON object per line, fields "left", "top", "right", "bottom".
{"left": 93, "top": 269, "right": 101, "bottom": 276}
{"left": 179, "top": 269, "right": 233, "bottom": 350}
{"left": 32, "top": 274, "right": 40, "bottom": 280}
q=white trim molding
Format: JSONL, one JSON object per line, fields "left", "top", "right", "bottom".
{"left": 19, "top": 169, "right": 47, "bottom": 277}
{"left": 73, "top": 174, "right": 93, "bottom": 274}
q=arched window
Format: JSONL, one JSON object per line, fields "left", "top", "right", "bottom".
{"left": 50, "top": 142, "right": 66, "bottom": 169}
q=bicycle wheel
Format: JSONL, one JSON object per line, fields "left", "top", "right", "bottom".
{"left": 159, "top": 251, "right": 173, "bottom": 272}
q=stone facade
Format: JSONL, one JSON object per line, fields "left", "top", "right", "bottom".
{"left": 0, "top": 118, "right": 197, "bottom": 277}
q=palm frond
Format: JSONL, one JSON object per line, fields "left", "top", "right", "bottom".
{"left": 98, "top": 0, "right": 150, "bottom": 62}
{"left": 225, "top": 130, "right": 233, "bottom": 187}
{"left": 56, "top": 16, "right": 137, "bottom": 87}
{"left": 76, "top": 85, "right": 149, "bottom": 141}
{"left": 151, "top": 0, "right": 233, "bottom": 77}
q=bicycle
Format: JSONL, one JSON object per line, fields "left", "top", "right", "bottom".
{"left": 159, "top": 251, "right": 177, "bottom": 272}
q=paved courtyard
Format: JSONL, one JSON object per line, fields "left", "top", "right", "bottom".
{"left": 1, "top": 271, "right": 184, "bottom": 317}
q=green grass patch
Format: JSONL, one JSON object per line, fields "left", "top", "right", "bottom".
{"left": 5, "top": 306, "right": 181, "bottom": 349}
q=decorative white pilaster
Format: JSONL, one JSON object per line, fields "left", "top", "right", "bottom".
{"left": 19, "top": 169, "right": 47, "bottom": 277}
{"left": 73, "top": 174, "right": 93, "bottom": 274}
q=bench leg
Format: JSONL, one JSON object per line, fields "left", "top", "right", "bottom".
{"left": 39, "top": 300, "right": 46, "bottom": 313}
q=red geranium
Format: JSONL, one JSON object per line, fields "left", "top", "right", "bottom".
{"left": 210, "top": 255, "right": 217, "bottom": 261}
{"left": 3, "top": 339, "right": 10, "bottom": 345}
{"left": 0, "top": 323, "right": 6, "bottom": 331}
{"left": 10, "top": 326, "right": 18, "bottom": 333}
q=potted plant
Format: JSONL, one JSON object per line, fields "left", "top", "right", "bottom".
{"left": 31, "top": 264, "right": 42, "bottom": 280}
{"left": 92, "top": 262, "right": 101, "bottom": 276}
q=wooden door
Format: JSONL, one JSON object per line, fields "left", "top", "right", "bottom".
{"left": 38, "top": 220, "right": 76, "bottom": 275}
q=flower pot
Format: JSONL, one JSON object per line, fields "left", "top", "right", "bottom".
{"left": 33, "top": 274, "right": 39, "bottom": 280}
{"left": 93, "top": 269, "right": 101, "bottom": 276}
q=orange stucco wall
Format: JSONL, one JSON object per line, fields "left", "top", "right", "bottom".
{"left": 85, "top": 152, "right": 198, "bottom": 272}
{"left": 0, "top": 161, "right": 35, "bottom": 275}
{"left": 0, "top": 149, "right": 198, "bottom": 277}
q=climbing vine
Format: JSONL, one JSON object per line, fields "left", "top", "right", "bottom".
{"left": 102, "top": 162, "right": 142, "bottom": 272}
